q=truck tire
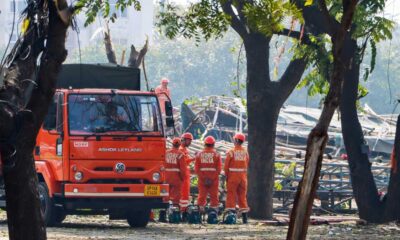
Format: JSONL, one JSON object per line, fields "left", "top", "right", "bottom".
{"left": 38, "top": 182, "right": 56, "bottom": 226}
{"left": 126, "top": 209, "right": 151, "bottom": 228}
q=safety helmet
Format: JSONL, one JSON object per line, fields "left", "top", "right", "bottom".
{"left": 204, "top": 136, "right": 216, "bottom": 145}
{"left": 161, "top": 78, "right": 170, "bottom": 84}
{"left": 172, "top": 137, "right": 181, "bottom": 146}
{"left": 233, "top": 133, "right": 246, "bottom": 142}
{"left": 181, "top": 132, "right": 194, "bottom": 140}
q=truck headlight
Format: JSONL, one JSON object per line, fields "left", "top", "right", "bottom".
{"left": 152, "top": 172, "right": 161, "bottom": 182}
{"left": 74, "top": 172, "right": 83, "bottom": 181}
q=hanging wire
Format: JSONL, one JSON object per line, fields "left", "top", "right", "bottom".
{"left": 71, "top": 17, "right": 82, "bottom": 65}
{"left": 0, "top": 0, "right": 17, "bottom": 74}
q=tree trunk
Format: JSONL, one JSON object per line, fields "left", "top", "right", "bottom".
{"left": 384, "top": 115, "right": 400, "bottom": 221}
{"left": 245, "top": 34, "right": 277, "bottom": 220}
{"left": 287, "top": 0, "right": 359, "bottom": 235}
{"left": 0, "top": 1, "right": 69, "bottom": 239}
{"left": 104, "top": 22, "right": 117, "bottom": 64}
{"left": 339, "top": 38, "right": 384, "bottom": 222}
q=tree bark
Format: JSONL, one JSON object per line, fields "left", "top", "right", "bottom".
{"left": 104, "top": 22, "right": 117, "bottom": 64}
{"left": 0, "top": 0, "right": 70, "bottom": 239}
{"left": 244, "top": 33, "right": 307, "bottom": 219}
{"left": 244, "top": 34, "right": 276, "bottom": 220}
{"left": 384, "top": 115, "right": 400, "bottom": 221}
{"left": 339, "top": 38, "right": 384, "bottom": 222}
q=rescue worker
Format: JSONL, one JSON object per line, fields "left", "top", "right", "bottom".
{"left": 195, "top": 136, "right": 221, "bottom": 212}
{"left": 159, "top": 138, "right": 187, "bottom": 222}
{"left": 155, "top": 78, "right": 171, "bottom": 116}
{"left": 224, "top": 133, "right": 250, "bottom": 223}
{"left": 155, "top": 77, "right": 171, "bottom": 98}
{"left": 179, "top": 132, "right": 194, "bottom": 220}
{"left": 165, "top": 138, "right": 187, "bottom": 205}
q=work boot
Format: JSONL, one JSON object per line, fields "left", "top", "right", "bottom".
{"left": 242, "top": 212, "right": 248, "bottom": 224}
{"left": 181, "top": 211, "right": 188, "bottom": 222}
{"left": 159, "top": 210, "right": 167, "bottom": 223}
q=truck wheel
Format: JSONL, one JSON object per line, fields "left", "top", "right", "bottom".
{"left": 126, "top": 209, "right": 151, "bottom": 228}
{"left": 38, "top": 182, "right": 56, "bottom": 226}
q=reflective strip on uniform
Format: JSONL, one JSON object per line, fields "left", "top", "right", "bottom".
{"left": 239, "top": 208, "right": 250, "bottom": 213}
{"left": 200, "top": 168, "right": 216, "bottom": 171}
{"left": 179, "top": 200, "right": 189, "bottom": 207}
{"left": 229, "top": 168, "right": 247, "bottom": 172}
{"left": 165, "top": 168, "right": 180, "bottom": 172}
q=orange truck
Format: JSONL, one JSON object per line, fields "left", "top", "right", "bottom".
{"left": 0, "top": 64, "right": 174, "bottom": 227}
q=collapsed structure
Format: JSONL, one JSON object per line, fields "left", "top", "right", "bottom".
{"left": 180, "top": 95, "right": 395, "bottom": 161}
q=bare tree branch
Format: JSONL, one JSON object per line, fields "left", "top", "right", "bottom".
{"left": 128, "top": 37, "right": 149, "bottom": 68}
{"left": 277, "top": 58, "right": 308, "bottom": 104}
{"left": 104, "top": 22, "right": 117, "bottom": 64}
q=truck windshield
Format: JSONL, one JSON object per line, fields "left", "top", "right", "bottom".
{"left": 68, "top": 94, "right": 163, "bottom": 135}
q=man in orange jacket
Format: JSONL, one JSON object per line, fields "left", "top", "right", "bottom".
{"left": 179, "top": 132, "right": 194, "bottom": 220}
{"left": 165, "top": 138, "right": 187, "bottom": 205}
{"left": 224, "top": 133, "right": 250, "bottom": 223}
{"left": 195, "top": 136, "right": 221, "bottom": 212}
{"left": 159, "top": 138, "right": 187, "bottom": 222}
{"left": 155, "top": 78, "right": 171, "bottom": 116}
{"left": 155, "top": 77, "right": 171, "bottom": 98}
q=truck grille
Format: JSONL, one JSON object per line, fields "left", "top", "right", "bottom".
{"left": 86, "top": 179, "right": 150, "bottom": 184}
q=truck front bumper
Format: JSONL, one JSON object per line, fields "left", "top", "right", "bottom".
{"left": 57, "top": 183, "right": 169, "bottom": 210}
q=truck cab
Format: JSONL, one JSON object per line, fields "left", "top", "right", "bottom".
{"left": 2, "top": 64, "right": 173, "bottom": 227}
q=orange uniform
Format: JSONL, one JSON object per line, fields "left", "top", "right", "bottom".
{"left": 155, "top": 85, "right": 171, "bottom": 115}
{"left": 165, "top": 148, "right": 187, "bottom": 205}
{"left": 224, "top": 145, "right": 250, "bottom": 212}
{"left": 195, "top": 148, "right": 222, "bottom": 209}
{"left": 179, "top": 145, "right": 193, "bottom": 211}
{"left": 155, "top": 85, "right": 171, "bottom": 98}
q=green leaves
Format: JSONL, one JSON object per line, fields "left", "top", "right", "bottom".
{"left": 75, "top": 0, "right": 141, "bottom": 26}
{"left": 243, "top": 0, "right": 303, "bottom": 36}
{"left": 157, "top": 1, "right": 229, "bottom": 42}
{"left": 157, "top": 0, "right": 303, "bottom": 41}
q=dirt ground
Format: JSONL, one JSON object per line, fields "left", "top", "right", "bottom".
{"left": 0, "top": 213, "right": 400, "bottom": 239}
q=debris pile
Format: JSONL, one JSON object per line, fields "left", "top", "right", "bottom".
{"left": 176, "top": 96, "right": 395, "bottom": 161}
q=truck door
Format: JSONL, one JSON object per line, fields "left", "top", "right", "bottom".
{"left": 36, "top": 92, "right": 64, "bottom": 180}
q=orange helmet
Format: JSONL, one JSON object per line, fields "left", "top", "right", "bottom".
{"left": 161, "top": 78, "right": 170, "bottom": 84}
{"left": 172, "top": 137, "right": 181, "bottom": 146}
{"left": 234, "top": 133, "right": 246, "bottom": 142}
{"left": 181, "top": 132, "right": 193, "bottom": 140}
{"left": 204, "top": 136, "right": 216, "bottom": 145}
